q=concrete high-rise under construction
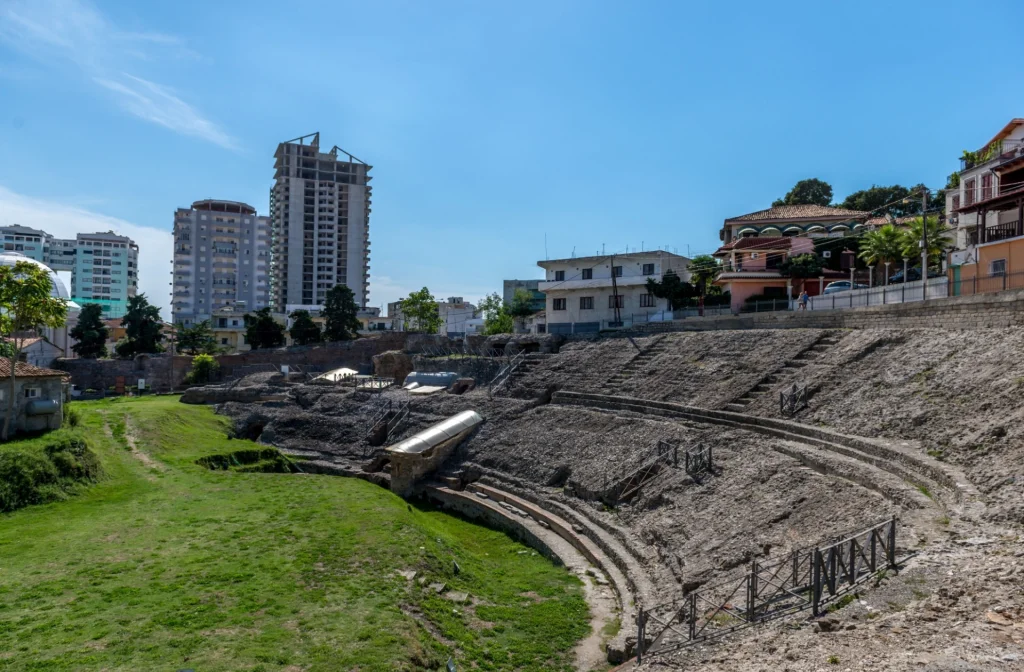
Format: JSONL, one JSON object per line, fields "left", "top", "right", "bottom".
{"left": 269, "top": 132, "right": 371, "bottom": 311}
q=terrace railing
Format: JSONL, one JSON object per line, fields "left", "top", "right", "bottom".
{"left": 487, "top": 351, "right": 526, "bottom": 398}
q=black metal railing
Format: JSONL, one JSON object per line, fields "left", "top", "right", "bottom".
{"left": 635, "top": 517, "right": 899, "bottom": 662}
{"left": 487, "top": 351, "right": 526, "bottom": 398}
{"left": 683, "top": 443, "right": 712, "bottom": 481}
{"left": 779, "top": 383, "right": 808, "bottom": 417}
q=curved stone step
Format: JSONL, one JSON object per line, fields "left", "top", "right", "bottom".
{"left": 551, "top": 390, "right": 977, "bottom": 509}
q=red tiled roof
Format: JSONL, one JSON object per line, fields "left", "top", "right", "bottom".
{"left": 726, "top": 204, "right": 869, "bottom": 223}
{"left": 0, "top": 360, "right": 69, "bottom": 379}
{"left": 864, "top": 216, "right": 917, "bottom": 226}
{"left": 715, "top": 237, "right": 799, "bottom": 254}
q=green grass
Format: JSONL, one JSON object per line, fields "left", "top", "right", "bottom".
{"left": 0, "top": 397, "right": 589, "bottom": 671}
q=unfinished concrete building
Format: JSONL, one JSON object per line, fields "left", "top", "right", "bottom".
{"left": 269, "top": 132, "right": 372, "bottom": 312}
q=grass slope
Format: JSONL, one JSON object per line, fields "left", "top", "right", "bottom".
{"left": 0, "top": 397, "right": 588, "bottom": 671}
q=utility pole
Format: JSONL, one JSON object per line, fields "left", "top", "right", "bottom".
{"left": 921, "top": 187, "right": 929, "bottom": 301}
{"left": 610, "top": 254, "right": 621, "bottom": 326}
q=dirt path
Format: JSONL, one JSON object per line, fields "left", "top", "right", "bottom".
{"left": 100, "top": 412, "right": 163, "bottom": 475}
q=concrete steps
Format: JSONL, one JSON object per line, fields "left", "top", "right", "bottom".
{"left": 551, "top": 390, "right": 978, "bottom": 512}
{"left": 600, "top": 336, "right": 669, "bottom": 392}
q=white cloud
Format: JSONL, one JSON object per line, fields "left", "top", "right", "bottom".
{"left": 94, "top": 75, "right": 236, "bottom": 150}
{"left": 0, "top": 0, "right": 233, "bottom": 149}
{"left": 0, "top": 185, "right": 172, "bottom": 320}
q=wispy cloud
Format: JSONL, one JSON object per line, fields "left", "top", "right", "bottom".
{"left": 94, "top": 75, "right": 236, "bottom": 149}
{"left": 0, "top": 185, "right": 173, "bottom": 321}
{"left": 0, "top": 0, "right": 234, "bottom": 149}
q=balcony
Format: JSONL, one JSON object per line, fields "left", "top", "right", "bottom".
{"left": 961, "top": 139, "right": 1024, "bottom": 172}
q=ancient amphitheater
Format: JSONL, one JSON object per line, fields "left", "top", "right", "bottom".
{"left": 188, "top": 326, "right": 1024, "bottom": 671}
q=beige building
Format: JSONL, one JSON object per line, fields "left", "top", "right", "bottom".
{"left": 538, "top": 251, "right": 690, "bottom": 334}
{"left": 269, "top": 132, "right": 372, "bottom": 312}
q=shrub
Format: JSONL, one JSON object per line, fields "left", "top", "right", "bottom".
{"left": 64, "top": 405, "right": 81, "bottom": 428}
{"left": 185, "top": 354, "right": 220, "bottom": 385}
{"left": 0, "top": 433, "right": 101, "bottom": 513}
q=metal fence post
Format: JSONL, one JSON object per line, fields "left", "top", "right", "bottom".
{"left": 887, "top": 515, "right": 897, "bottom": 568}
{"left": 812, "top": 548, "right": 822, "bottom": 616}
{"left": 688, "top": 592, "right": 698, "bottom": 640}
{"left": 747, "top": 568, "right": 756, "bottom": 622}
{"left": 636, "top": 609, "right": 645, "bottom": 662}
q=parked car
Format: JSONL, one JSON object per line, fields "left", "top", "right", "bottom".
{"left": 822, "top": 281, "right": 869, "bottom": 295}
{"left": 887, "top": 268, "right": 943, "bottom": 284}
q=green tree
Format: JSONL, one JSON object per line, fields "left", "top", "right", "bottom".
{"left": 645, "top": 270, "right": 696, "bottom": 310}
{"left": 400, "top": 287, "right": 442, "bottom": 334}
{"left": 0, "top": 261, "right": 67, "bottom": 440}
{"left": 176, "top": 320, "right": 217, "bottom": 356}
{"left": 507, "top": 288, "right": 536, "bottom": 330}
{"left": 70, "top": 303, "right": 109, "bottom": 359}
{"left": 478, "top": 293, "right": 514, "bottom": 335}
{"left": 322, "top": 284, "right": 361, "bottom": 342}
{"left": 772, "top": 178, "right": 833, "bottom": 207}
{"left": 840, "top": 184, "right": 915, "bottom": 216}
{"left": 900, "top": 216, "right": 947, "bottom": 270}
{"left": 243, "top": 307, "right": 286, "bottom": 350}
{"left": 778, "top": 253, "right": 824, "bottom": 293}
{"left": 858, "top": 224, "right": 905, "bottom": 283}
{"left": 184, "top": 354, "right": 220, "bottom": 385}
{"left": 289, "top": 310, "right": 323, "bottom": 346}
{"left": 688, "top": 254, "right": 720, "bottom": 296}
{"left": 115, "top": 294, "right": 164, "bottom": 358}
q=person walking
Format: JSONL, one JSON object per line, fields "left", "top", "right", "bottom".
{"left": 799, "top": 290, "right": 809, "bottom": 311}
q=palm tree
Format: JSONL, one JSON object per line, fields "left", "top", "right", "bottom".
{"left": 899, "top": 216, "right": 947, "bottom": 271}
{"left": 858, "top": 224, "right": 904, "bottom": 285}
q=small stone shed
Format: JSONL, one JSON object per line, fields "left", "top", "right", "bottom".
{"left": 1, "top": 360, "right": 70, "bottom": 436}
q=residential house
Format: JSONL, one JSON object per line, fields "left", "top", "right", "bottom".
{"left": 714, "top": 205, "right": 869, "bottom": 312}
{"left": 5, "top": 337, "right": 64, "bottom": 368}
{"left": 212, "top": 308, "right": 251, "bottom": 352}
{"left": 537, "top": 251, "right": 691, "bottom": 334}
{"left": 0, "top": 360, "right": 69, "bottom": 436}
{"left": 947, "top": 118, "right": 1024, "bottom": 294}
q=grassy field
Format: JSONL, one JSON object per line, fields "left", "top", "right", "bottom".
{"left": 0, "top": 397, "right": 589, "bottom": 671}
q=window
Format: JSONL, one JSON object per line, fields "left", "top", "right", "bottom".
{"left": 24, "top": 388, "right": 40, "bottom": 399}
{"left": 642, "top": 263, "right": 655, "bottom": 275}
{"left": 579, "top": 296, "right": 594, "bottom": 310}
{"left": 952, "top": 194, "right": 960, "bottom": 211}
{"left": 581, "top": 268, "right": 593, "bottom": 280}
{"left": 640, "top": 293, "right": 656, "bottom": 308}
{"left": 221, "top": 338, "right": 229, "bottom": 345}
{"left": 554, "top": 270, "right": 565, "bottom": 281}
{"left": 612, "top": 266, "right": 622, "bottom": 277}
{"left": 991, "top": 259, "right": 1007, "bottom": 276}
{"left": 608, "top": 294, "right": 624, "bottom": 309}
{"left": 552, "top": 298, "right": 567, "bottom": 311}
{"left": 982, "top": 174, "right": 993, "bottom": 200}
{"left": 965, "top": 178, "right": 976, "bottom": 206}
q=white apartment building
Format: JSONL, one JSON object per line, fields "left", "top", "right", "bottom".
{"left": 269, "top": 132, "right": 371, "bottom": 312}
{"left": 172, "top": 199, "right": 271, "bottom": 326}
{"left": 538, "top": 251, "right": 691, "bottom": 334}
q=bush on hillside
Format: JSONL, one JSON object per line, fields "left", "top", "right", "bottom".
{"left": 0, "top": 433, "right": 102, "bottom": 513}
{"left": 185, "top": 354, "right": 220, "bottom": 385}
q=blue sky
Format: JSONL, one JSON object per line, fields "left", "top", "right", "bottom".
{"left": 1, "top": 0, "right": 1022, "bottom": 319}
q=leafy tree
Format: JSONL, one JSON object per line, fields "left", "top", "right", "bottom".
{"left": 289, "top": 310, "right": 323, "bottom": 346}
{"left": 176, "top": 320, "right": 216, "bottom": 356}
{"left": 184, "top": 354, "right": 219, "bottom": 385}
{"left": 859, "top": 225, "right": 905, "bottom": 283}
{"left": 115, "top": 294, "right": 164, "bottom": 358}
{"left": 0, "top": 261, "right": 67, "bottom": 440}
{"left": 840, "top": 184, "right": 914, "bottom": 216}
{"left": 400, "top": 287, "right": 442, "bottom": 334}
{"left": 322, "top": 284, "right": 361, "bottom": 342}
{"left": 645, "top": 270, "right": 696, "bottom": 310}
{"left": 507, "top": 288, "right": 536, "bottom": 331}
{"left": 478, "top": 293, "right": 515, "bottom": 335}
{"left": 900, "top": 216, "right": 947, "bottom": 269}
{"left": 243, "top": 307, "right": 286, "bottom": 350}
{"left": 70, "top": 303, "right": 109, "bottom": 359}
{"left": 688, "top": 254, "right": 720, "bottom": 296}
{"left": 778, "top": 253, "right": 824, "bottom": 293}
{"left": 772, "top": 178, "right": 833, "bottom": 207}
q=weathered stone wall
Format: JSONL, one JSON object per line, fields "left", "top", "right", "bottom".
{"left": 640, "top": 289, "right": 1024, "bottom": 333}
{"left": 55, "top": 355, "right": 192, "bottom": 392}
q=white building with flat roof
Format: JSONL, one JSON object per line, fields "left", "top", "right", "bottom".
{"left": 537, "top": 251, "right": 690, "bottom": 334}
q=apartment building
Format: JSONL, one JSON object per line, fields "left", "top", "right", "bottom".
{"left": 269, "top": 132, "right": 371, "bottom": 313}
{"left": 68, "top": 232, "right": 139, "bottom": 318}
{"left": 537, "top": 251, "right": 691, "bottom": 334}
{"left": 945, "top": 118, "right": 1024, "bottom": 293}
{"left": 0, "top": 225, "right": 49, "bottom": 262}
{"left": 172, "top": 199, "right": 271, "bottom": 326}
